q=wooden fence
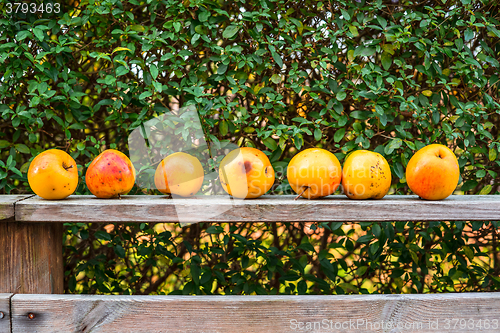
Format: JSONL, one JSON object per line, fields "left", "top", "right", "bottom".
{"left": 1, "top": 194, "right": 499, "bottom": 332}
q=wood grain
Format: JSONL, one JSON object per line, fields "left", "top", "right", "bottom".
{"left": 14, "top": 194, "right": 500, "bottom": 223}
{"left": 0, "top": 195, "right": 32, "bottom": 221}
{"left": 0, "top": 294, "right": 12, "bottom": 333}
{"left": 0, "top": 222, "right": 63, "bottom": 294}
{"left": 10, "top": 293, "right": 500, "bottom": 333}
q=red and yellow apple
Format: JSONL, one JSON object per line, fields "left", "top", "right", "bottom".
{"left": 85, "top": 149, "right": 136, "bottom": 198}
{"left": 219, "top": 147, "right": 275, "bottom": 199}
{"left": 287, "top": 148, "right": 342, "bottom": 199}
{"left": 154, "top": 152, "right": 204, "bottom": 197}
{"left": 342, "top": 150, "right": 391, "bottom": 199}
{"left": 406, "top": 144, "right": 459, "bottom": 200}
{"left": 28, "top": 149, "right": 79, "bottom": 199}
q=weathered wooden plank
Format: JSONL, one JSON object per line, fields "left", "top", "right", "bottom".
{"left": 14, "top": 194, "right": 500, "bottom": 223}
{"left": 0, "top": 222, "right": 63, "bottom": 294}
{"left": 0, "top": 294, "right": 12, "bottom": 333}
{"left": 11, "top": 293, "right": 500, "bottom": 333}
{"left": 0, "top": 195, "right": 31, "bottom": 221}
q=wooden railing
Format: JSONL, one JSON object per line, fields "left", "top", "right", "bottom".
{"left": 1, "top": 194, "right": 500, "bottom": 332}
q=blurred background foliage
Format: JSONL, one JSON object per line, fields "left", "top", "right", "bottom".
{"left": 1, "top": 0, "right": 500, "bottom": 294}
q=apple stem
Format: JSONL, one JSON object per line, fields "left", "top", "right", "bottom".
{"left": 63, "top": 164, "right": 73, "bottom": 171}
{"left": 294, "top": 186, "right": 308, "bottom": 200}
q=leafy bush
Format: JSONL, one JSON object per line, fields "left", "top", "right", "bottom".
{"left": 1, "top": 0, "right": 499, "bottom": 294}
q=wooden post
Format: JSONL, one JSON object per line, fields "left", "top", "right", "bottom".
{"left": 0, "top": 222, "right": 64, "bottom": 294}
{"left": 0, "top": 193, "right": 63, "bottom": 294}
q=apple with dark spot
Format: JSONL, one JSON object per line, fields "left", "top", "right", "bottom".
{"left": 85, "top": 149, "right": 136, "bottom": 198}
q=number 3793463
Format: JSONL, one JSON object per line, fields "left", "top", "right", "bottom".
{"left": 6, "top": 2, "right": 61, "bottom": 14}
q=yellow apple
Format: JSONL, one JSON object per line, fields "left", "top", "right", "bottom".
{"left": 154, "top": 152, "right": 204, "bottom": 197}
{"left": 342, "top": 150, "right": 392, "bottom": 199}
{"left": 287, "top": 148, "right": 342, "bottom": 199}
{"left": 219, "top": 147, "right": 275, "bottom": 199}
{"left": 28, "top": 149, "right": 79, "bottom": 199}
{"left": 406, "top": 144, "right": 459, "bottom": 200}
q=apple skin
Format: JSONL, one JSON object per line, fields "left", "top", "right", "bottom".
{"left": 154, "top": 152, "right": 204, "bottom": 197}
{"left": 28, "top": 149, "right": 79, "bottom": 200}
{"left": 85, "top": 149, "right": 136, "bottom": 199}
{"left": 406, "top": 144, "right": 459, "bottom": 200}
{"left": 287, "top": 148, "right": 342, "bottom": 199}
{"left": 342, "top": 150, "right": 392, "bottom": 199}
{"left": 219, "top": 147, "right": 275, "bottom": 199}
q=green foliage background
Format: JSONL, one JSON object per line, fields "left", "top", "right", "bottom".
{"left": 1, "top": 0, "right": 500, "bottom": 294}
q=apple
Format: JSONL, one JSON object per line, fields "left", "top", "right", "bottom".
{"left": 406, "top": 144, "right": 459, "bottom": 200}
{"left": 342, "top": 150, "right": 392, "bottom": 199}
{"left": 85, "top": 149, "right": 136, "bottom": 198}
{"left": 154, "top": 152, "right": 204, "bottom": 197}
{"left": 287, "top": 148, "right": 342, "bottom": 199}
{"left": 219, "top": 147, "right": 275, "bottom": 199}
{"left": 28, "top": 149, "right": 79, "bottom": 200}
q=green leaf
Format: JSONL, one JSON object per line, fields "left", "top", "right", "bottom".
{"left": 0, "top": 140, "right": 10, "bottom": 149}
{"left": 489, "top": 148, "right": 497, "bottom": 162}
{"left": 357, "top": 235, "right": 373, "bottom": 243}
{"left": 387, "top": 138, "right": 402, "bottom": 150}
{"left": 32, "top": 27, "right": 45, "bottom": 41}
{"left": 223, "top": 25, "right": 239, "bottom": 39}
{"left": 476, "top": 169, "right": 486, "bottom": 178}
{"left": 112, "top": 47, "right": 131, "bottom": 54}
{"left": 116, "top": 66, "right": 129, "bottom": 77}
{"left": 206, "top": 225, "right": 223, "bottom": 234}
{"left": 349, "top": 25, "right": 359, "bottom": 37}
{"left": 356, "top": 266, "right": 368, "bottom": 276}
{"left": 478, "top": 185, "right": 492, "bottom": 195}
{"left": 340, "top": 9, "right": 351, "bottom": 21}
{"left": 271, "top": 50, "right": 283, "bottom": 69}
{"left": 461, "top": 180, "right": 478, "bottom": 192}
{"left": 393, "top": 162, "right": 404, "bottom": 179}
{"left": 270, "top": 74, "right": 281, "bottom": 84}
{"left": 294, "top": 133, "right": 303, "bottom": 150}
{"left": 219, "top": 120, "right": 228, "bottom": 136}
{"left": 139, "top": 91, "right": 152, "bottom": 100}
{"left": 95, "top": 230, "right": 112, "bottom": 241}
{"left": 217, "top": 64, "right": 228, "bottom": 74}
{"left": 262, "top": 137, "right": 278, "bottom": 150}
{"left": 114, "top": 245, "right": 126, "bottom": 258}
{"left": 16, "top": 31, "right": 32, "bottom": 41}
{"left": 314, "top": 128, "right": 322, "bottom": 141}
{"left": 199, "top": 10, "right": 210, "bottom": 22}
{"left": 14, "top": 144, "right": 30, "bottom": 154}
{"left": 336, "top": 91, "right": 347, "bottom": 101}
{"left": 464, "top": 29, "right": 474, "bottom": 41}
{"left": 378, "top": 17, "right": 387, "bottom": 29}
{"left": 150, "top": 64, "right": 158, "bottom": 79}
{"left": 334, "top": 128, "right": 345, "bottom": 143}
{"left": 381, "top": 52, "right": 392, "bottom": 70}
{"left": 384, "top": 138, "right": 402, "bottom": 154}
